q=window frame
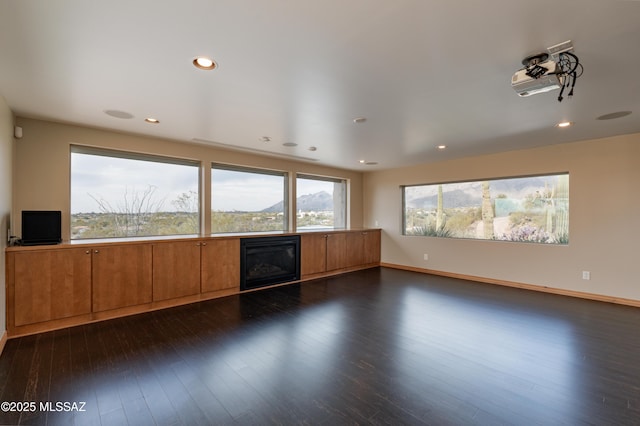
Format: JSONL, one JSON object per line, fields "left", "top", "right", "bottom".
{"left": 402, "top": 172, "right": 569, "bottom": 244}
{"left": 211, "top": 162, "right": 289, "bottom": 234}
{"left": 295, "top": 173, "right": 348, "bottom": 230}
{"left": 70, "top": 145, "right": 201, "bottom": 239}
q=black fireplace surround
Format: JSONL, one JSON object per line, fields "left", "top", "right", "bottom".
{"left": 240, "top": 235, "right": 301, "bottom": 291}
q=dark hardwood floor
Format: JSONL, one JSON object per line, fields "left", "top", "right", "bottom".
{"left": 2, "top": 267, "right": 640, "bottom": 425}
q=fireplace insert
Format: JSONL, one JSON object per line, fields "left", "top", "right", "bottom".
{"left": 240, "top": 235, "right": 301, "bottom": 291}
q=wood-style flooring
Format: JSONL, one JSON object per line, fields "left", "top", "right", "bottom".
{"left": 1, "top": 267, "right": 640, "bottom": 425}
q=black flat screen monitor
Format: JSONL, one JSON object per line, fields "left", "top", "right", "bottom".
{"left": 21, "top": 210, "right": 62, "bottom": 246}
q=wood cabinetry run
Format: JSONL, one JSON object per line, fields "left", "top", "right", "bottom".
{"left": 6, "top": 229, "right": 379, "bottom": 337}
{"left": 301, "top": 229, "right": 381, "bottom": 278}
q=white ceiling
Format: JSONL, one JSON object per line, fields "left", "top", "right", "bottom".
{"left": 1, "top": 0, "right": 639, "bottom": 171}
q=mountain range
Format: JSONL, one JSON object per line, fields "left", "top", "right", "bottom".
{"left": 405, "top": 176, "right": 564, "bottom": 209}
{"left": 262, "top": 191, "right": 333, "bottom": 212}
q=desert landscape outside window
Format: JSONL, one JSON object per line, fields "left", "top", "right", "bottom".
{"left": 403, "top": 174, "right": 569, "bottom": 244}
{"left": 211, "top": 164, "right": 288, "bottom": 233}
{"left": 70, "top": 146, "right": 200, "bottom": 239}
{"left": 296, "top": 174, "right": 347, "bottom": 230}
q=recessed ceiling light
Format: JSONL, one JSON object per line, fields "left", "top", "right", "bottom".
{"left": 282, "top": 142, "right": 298, "bottom": 147}
{"left": 259, "top": 136, "right": 271, "bottom": 142}
{"left": 145, "top": 117, "right": 160, "bottom": 124}
{"left": 353, "top": 117, "right": 367, "bottom": 124}
{"left": 193, "top": 56, "right": 217, "bottom": 70}
{"left": 556, "top": 121, "right": 573, "bottom": 128}
{"left": 308, "top": 146, "right": 317, "bottom": 151}
{"left": 437, "top": 145, "right": 447, "bottom": 150}
{"left": 365, "top": 161, "right": 378, "bottom": 166}
{"left": 359, "top": 160, "right": 366, "bottom": 163}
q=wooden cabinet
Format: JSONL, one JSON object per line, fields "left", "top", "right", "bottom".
{"left": 10, "top": 244, "right": 154, "bottom": 325}
{"left": 345, "top": 231, "right": 365, "bottom": 268}
{"left": 345, "top": 230, "right": 381, "bottom": 267}
{"left": 7, "top": 230, "right": 378, "bottom": 337}
{"left": 152, "top": 241, "right": 202, "bottom": 301}
{"left": 201, "top": 239, "right": 240, "bottom": 293}
{"left": 152, "top": 238, "right": 240, "bottom": 300}
{"left": 363, "top": 230, "right": 381, "bottom": 265}
{"left": 326, "top": 232, "right": 348, "bottom": 271}
{"left": 301, "top": 233, "right": 327, "bottom": 276}
{"left": 92, "top": 244, "right": 152, "bottom": 312}
{"left": 12, "top": 248, "right": 92, "bottom": 326}
{"left": 302, "top": 229, "right": 381, "bottom": 277}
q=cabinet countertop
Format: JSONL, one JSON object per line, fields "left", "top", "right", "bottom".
{"left": 6, "top": 228, "right": 381, "bottom": 252}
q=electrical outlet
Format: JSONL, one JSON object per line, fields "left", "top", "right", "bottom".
{"left": 423, "top": 253, "right": 429, "bottom": 261}
{"left": 582, "top": 271, "right": 591, "bottom": 280}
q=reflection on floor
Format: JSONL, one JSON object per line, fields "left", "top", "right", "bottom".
{"left": 1, "top": 267, "right": 639, "bottom": 425}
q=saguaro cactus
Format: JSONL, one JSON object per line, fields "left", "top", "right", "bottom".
{"left": 482, "top": 181, "right": 494, "bottom": 239}
{"left": 436, "top": 184, "right": 444, "bottom": 231}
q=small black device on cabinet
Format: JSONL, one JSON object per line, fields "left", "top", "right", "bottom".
{"left": 21, "top": 210, "right": 62, "bottom": 246}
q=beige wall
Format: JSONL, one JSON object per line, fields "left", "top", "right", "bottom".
{"left": 11, "top": 116, "right": 640, "bottom": 303}
{"left": 0, "top": 96, "right": 14, "bottom": 333}
{"left": 363, "top": 133, "right": 640, "bottom": 301}
{"left": 13, "top": 117, "right": 363, "bottom": 240}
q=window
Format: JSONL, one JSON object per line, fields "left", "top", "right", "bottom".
{"left": 296, "top": 174, "right": 347, "bottom": 230}
{"left": 211, "top": 164, "right": 288, "bottom": 233}
{"left": 403, "top": 174, "right": 569, "bottom": 244}
{"left": 70, "top": 146, "right": 200, "bottom": 239}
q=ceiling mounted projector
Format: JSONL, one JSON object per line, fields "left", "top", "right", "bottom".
{"left": 512, "top": 41, "right": 583, "bottom": 101}
{"left": 512, "top": 53, "right": 563, "bottom": 97}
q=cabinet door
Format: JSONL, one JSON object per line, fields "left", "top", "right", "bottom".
{"left": 363, "top": 230, "right": 381, "bottom": 265}
{"left": 301, "top": 233, "right": 327, "bottom": 276}
{"left": 92, "top": 244, "right": 152, "bottom": 312}
{"left": 13, "top": 248, "right": 92, "bottom": 326}
{"left": 152, "top": 241, "right": 201, "bottom": 301}
{"left": 201, "top": 239, "right": 240, "bottom": 293}
{"left": 345, "top": 231, "right": 366, "bottom": 268}
{"left": 325, "top": 232, "right": 348, "bottom": 271}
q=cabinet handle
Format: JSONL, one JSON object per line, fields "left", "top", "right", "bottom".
{"left": 201, "top": 242, "right": 207, "bottom": 246}
{"left": 196, "top": 242, "right": 201, "bottom": 246}
{"left": 85, "top": 250, "right": 90, "bottom": 254}
{"left": 94, "top": 250, "right": 99, "bottom": 254}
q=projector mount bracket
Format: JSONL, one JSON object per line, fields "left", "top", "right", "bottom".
{"left": 521, "top": 53, "right": 549, "bottom": 67}
{"left": 522, "top": 53, "right": 551, "bottom": 79}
